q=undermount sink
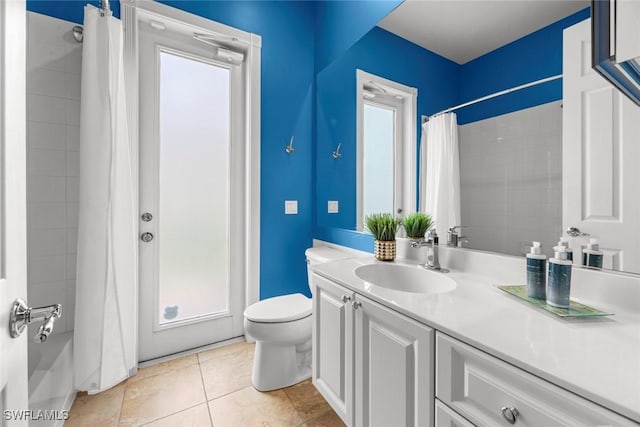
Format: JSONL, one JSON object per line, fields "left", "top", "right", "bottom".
{"left": 354, "top": 263, "right": 457, "bottom": 294}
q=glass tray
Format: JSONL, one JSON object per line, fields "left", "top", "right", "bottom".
{"left": 497, "top": 285, "right": 614, "bottom": 318}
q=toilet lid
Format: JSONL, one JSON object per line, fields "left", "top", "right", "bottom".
{"left": 244, "top": 293, "right": 312, "bottom": 323}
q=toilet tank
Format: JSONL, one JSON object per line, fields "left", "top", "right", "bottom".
{"left": 305, "top": 247, "right": 353, "bottom": 295}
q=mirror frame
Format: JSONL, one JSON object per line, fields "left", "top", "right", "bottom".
{"left": 592, "top": 0, "right": 640, "bottom": 107}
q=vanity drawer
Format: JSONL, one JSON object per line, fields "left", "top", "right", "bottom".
{"left": 436, "top": 332, "right": 636, "bottom": 427}
{"left": 436, "top": 399, "right": 475, "bottom": 427}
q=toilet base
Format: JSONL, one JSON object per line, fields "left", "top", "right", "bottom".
{"left": 251, "top": 339, "right": 311, "bottom": 391}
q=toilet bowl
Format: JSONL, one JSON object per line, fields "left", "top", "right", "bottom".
{"left": 244, "top": 293, "right": 312, "bottom": 391}
{"left": 244, "top": 246, "right": 353, "bottom": 391}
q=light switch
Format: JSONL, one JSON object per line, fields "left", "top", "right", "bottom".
{"left": 328, "top": 200, "right": 339, "bottom": 213}
{"left": 285, "top": 200, "right": 298, "bottom": 215}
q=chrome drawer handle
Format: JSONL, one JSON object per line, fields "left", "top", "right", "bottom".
{"left": 500, "top": 407, "right": 519, "bottom": 424}
{"left": 341, "top": 295, "right": 351, "bottom": 303}
{"left": 352, "top": 300, "right": 362, "bottom": 310}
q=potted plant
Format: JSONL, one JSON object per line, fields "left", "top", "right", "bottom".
{"left": 402, "top": 212, "right": 433, "bottom": 241}
{"left": 396, "top": 212, "right": 433, "bottom": 260}
{"left": 365, "top": 213, "right": 399, "bottom": 261}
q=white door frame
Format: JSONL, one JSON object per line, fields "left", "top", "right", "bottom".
{"left": 0, "top": 0, "right": 29, "bottom": 421}
{"left": 122, "top": 0, "right": 261, "bottom": 359}
{"left": 356, "top": 69, "right": 417, "bottom": 230}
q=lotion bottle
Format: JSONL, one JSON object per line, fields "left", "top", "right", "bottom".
{"left": 557, "top": 237, "right": 573, "bottom": 262}
{"left": 582, "top": 238, "right": 604, "bottom": 269}
{"left": 548, "top": 245, "right": 572, "bottom": 308}
{"left": 526, "top": 241, "right": 547, "bottom": 299}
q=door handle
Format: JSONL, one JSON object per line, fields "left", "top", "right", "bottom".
{"left": 566, "top": 226, "right": 589, "bottom": 237}
{"left": 141, "top": 232, "right": 154, "bottom": 242}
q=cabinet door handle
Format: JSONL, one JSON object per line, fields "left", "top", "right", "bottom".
{"left": 352, "top": 301, "right": 362, "bottom": 310}
{"left": 500, "top": 407, "right": 519, "bottom": 424}
{"left": 341, "top": 295, "right": 351, "bottom": 303}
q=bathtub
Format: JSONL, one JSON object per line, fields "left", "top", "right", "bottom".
{"left": 28, "top": 331, "right": 76, "bottom": 427}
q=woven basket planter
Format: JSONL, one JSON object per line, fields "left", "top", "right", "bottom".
{"left": 374, "top": 240, "right": 396, "bottom": 261}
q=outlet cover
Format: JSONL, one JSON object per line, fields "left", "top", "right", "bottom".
{"left": 328, "top": 200, "right": 339, "bottom": 214}
{"left": 285, "top": 200, "right": 298, "bottom": 215}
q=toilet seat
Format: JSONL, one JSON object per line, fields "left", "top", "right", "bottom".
{"left": 244, "top": 293, "right": 311, "bottom": 323}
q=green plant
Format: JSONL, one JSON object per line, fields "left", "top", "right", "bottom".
{"left": 365, "top": 213, "right": 399, "bottom": 241}
{"left": 402, "top": 212, "right": 433, "bottom": 239}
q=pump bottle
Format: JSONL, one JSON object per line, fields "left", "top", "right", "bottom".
{"left": 548, "top": 245, "right": 572, "bottom": 308}
{"left": 526, "top": 241, "right": 547, "bottom": 299}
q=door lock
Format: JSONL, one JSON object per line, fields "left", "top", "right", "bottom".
{"left": 141, "top": 232, "right": 154, "bottom": 242}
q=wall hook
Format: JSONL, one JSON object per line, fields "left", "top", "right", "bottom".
{"left": 285, "top": 136, "right": 295, "bottom": 154}
{"left": 332, "top": 143, "right": 342, "bottom": 159}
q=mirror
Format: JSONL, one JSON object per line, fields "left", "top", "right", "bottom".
{"left": 315, "top": 1, "right": 640, "bottom": 275}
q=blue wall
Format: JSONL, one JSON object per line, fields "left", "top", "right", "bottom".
{"left": 27, "top": 0, "right": 317, "bottom": 300}
{"left": 314, "top": 0, "right": 402, "bottom": 72}
{"left": 314, "top": 26, "right": 459, "bottom": 235}
{"left": 457, "top": 8, "right": 590, "bottom": 124}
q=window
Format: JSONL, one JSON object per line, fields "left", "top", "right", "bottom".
{"left": 356, "top": 70, "right": 417, "bottom": 230}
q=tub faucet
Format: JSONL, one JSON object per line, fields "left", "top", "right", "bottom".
{"left": 447, "top": 226, "right": 468, "bottom": 247}
{"left": 10, "top": 298, "right": 62, "bottom": 343}
{"left": 411, "top": 229, "right": 448, "bottom": 272}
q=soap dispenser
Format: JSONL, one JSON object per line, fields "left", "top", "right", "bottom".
{"left": 548, "top": 245, "right": 572, "bottom": 308}
{"left": 526, "top": 241, "right": 546, "bottom": 299}
{"left": 582, "top": 238, "right": 603, "bottom": 269}
{"left": 557, "top": 237, "right": 573, "bottom": 262}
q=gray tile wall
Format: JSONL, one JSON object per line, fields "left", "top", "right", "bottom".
{"left": 459, "top": 101, "right": 562, "bottom": 258}
{"left": 26, "top": 12, "right": 82, "bottom": 334}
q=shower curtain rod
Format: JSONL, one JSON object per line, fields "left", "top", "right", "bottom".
{"left": 424, "top": 74, "right": 562, "bottom": 122}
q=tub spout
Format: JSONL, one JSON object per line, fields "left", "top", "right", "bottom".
{"left": 10, "top": 298, "right": 62, "bottom": 341}
{"left": 35, "top": 314, "right": 58, "bottom": 343}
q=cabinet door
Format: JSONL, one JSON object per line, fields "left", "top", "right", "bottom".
{"left": 435, "top": 400, "right": 475, "bottom": 427}
{"left": 312, "top": 274, "right": 354, "bottom": 425}
{"left": 354, "top": 296, "right": 434, "bottom": 427}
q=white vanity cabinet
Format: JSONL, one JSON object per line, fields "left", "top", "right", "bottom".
{"left": 312, "top": 273, "right": 355, "bottom": 425}
{"left": 436, "top": 333, "right": 637, "bottom": 427}
{"left": 312, "top": 273, "right": 435, "bottom": 427}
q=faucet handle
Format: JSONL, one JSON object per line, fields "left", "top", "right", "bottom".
{"left": 449, "top": 225, "right": 467, "bottom": 234}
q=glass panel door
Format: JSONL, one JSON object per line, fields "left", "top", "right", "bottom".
{"left": 158, "top": 51, "right": 230, "bottom": 325}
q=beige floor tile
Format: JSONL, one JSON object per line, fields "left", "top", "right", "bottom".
{"left": 142, "top": 403, "right": 212, "bottom": 427}
{"left": 200, "top": 344, "right": 254, "bottom": 400}
{"left": 197, "top": 341, "right": 253, "bottom": 363}
{"left": 299, "top": 409, "right": 346, "bottom": 427}
{"left": 65, "top": 382, "right": 126, "bottom": 427}
{"left": 284, "top": 380, "right": 331, "bottom": 422}
{"left": 209, "top": 387, "right": 302, "bottom": 427}
{"left": 129, "top": 354, "right": 199, "bottom": 384}
{"left": 119, "top": 363, "right": 206, "bottom": 426}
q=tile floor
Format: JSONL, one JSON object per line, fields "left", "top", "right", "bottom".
{"left": 66, "top": 341, "right": 345, "bottom": 427}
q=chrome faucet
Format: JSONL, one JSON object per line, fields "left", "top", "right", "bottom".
{"left": 10, "top": 298, "right": 62, "bottom": 343}
{"left": 411, "top": 228, "right": 448, "bottom": 272}
{"left": 447, "top": 226, "right": 468, "bottom": 247}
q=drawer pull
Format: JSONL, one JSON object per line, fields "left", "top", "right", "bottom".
{"left": 352, "top": 300, "right": 362, "bottom": 310}
{"left": 341, "top": 295, "right": 351, "bottom": 303}
{"left": 500, "top": 407, "right": 519, "bottom": 424}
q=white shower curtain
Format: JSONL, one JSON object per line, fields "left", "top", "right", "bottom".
{"left": 74, "top": 5, "right": 137, "bottom": 393}
{"left": 419, "top": 113, "right": 461, "bottom": 237}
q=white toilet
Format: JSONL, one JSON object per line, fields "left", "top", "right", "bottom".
{"left": 243, "top": 246, "right": 352, "bottom": 391}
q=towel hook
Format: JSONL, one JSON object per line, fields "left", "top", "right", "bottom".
{"left": 285, "top": 136, "right": 295, "bottom": 154}
{"left": 332, "top": 143, "right": 342, "bottom": 159}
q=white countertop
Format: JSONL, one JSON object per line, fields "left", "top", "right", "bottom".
{"left": 311, "top": 253, "right": 640, "bottom": 424}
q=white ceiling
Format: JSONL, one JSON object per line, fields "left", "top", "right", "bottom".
{"left": 378, "top": 0, "right": 589, "bottom": 64}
